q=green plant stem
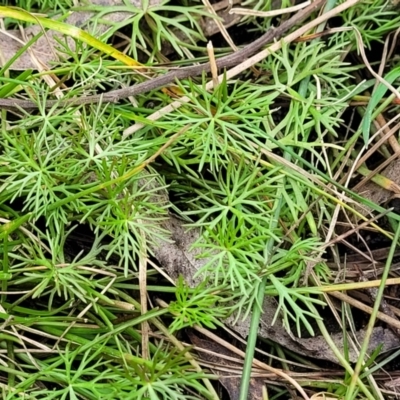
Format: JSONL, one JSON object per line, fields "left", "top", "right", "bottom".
{"left": 0, "top": 31, "right": 44, "bottom": 75}
{"left": 308, "top": 303, "right": 376, "bottom": 400}
{"left": 263, "top": 277, "right": 400, "bottom": 296}
{"left": 239, "top": 180, "right": 286, "bottom": 399}
{"left": 6, "top": 339, "right": 15, "bottom": 388}
{"left": 346, "top": 220, "right": 400, "bottom": 399}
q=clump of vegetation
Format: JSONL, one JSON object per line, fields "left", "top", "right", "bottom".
{"left": 1, "top": 0, "right": 400, "bottom": 399}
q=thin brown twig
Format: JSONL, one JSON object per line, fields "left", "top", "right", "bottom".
{"left": 202, "top": 0, "right": 237, "bottom": 51}
{"left": 330, "top": 290, "right": 400, "bottom": 333}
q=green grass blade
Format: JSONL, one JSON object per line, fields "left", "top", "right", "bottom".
{"left": 362, "top": 66, "right": 400, "bottom": 145}
{"left": 0, "top": 70, "right": 33, "bottom": 98}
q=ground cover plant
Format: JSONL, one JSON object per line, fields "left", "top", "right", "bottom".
{"left": 1, "top": 0, "right": 400, "bottom": 399}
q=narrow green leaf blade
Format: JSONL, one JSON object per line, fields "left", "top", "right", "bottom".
{"left": 362, "top": 66, "right": 400, "bottom": 145}
{"left": 0, "top": 69, "right": 32, "bottom": 98}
